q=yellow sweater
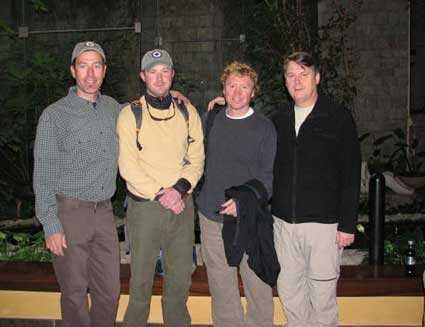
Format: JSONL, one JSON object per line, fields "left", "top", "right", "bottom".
{"left": 117, "top": 96, "right": 204, "bottom": 200}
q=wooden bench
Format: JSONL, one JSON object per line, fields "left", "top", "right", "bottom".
{"left": 0, "top": 262, "right": 423, "bottom": 325}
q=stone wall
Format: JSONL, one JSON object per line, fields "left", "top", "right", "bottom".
{"left": 0, "top": 0, "right": 141, "bottom": 103}
{"left": 0, "top": 0, "right": 236, "bottom": 110}
{"left": 0, "top": 1, "right": 415, "bottom": 144}
{"left": 411, "top": 0, "right": 425, "bottom": 154}
{"left": 138, "top": 0, "right": 229, "bottom": 110}
{"left": 412, "top": 0, "right": 425, "bottom": 112}
{"left": 319, "top": 0, "right": 409, "bottom": 156}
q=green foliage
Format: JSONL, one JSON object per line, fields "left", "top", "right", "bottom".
{"left": 356, "top": 222, "right": 425, "bottom": 264}
{"left": 0, "top": 230, "right": 51, "bottom": 262}
{"left": 384, "top": 226, "right": 425, "bottom": 265}
{"left": 242, "top": 0, "right": 315, "bottom": 114}
{"left": 0, "top": 42, "right": 71, "bottom": 215}
{"left": 367, "top": 128, "right": 425, "bottom": 175}
{"left": 0, "top": 20, "right": 15, "bottom": 35}
{"left": 240, "top": 0, "right": 362, "bottom": 115}
{"left": 30, "top": 0, "right": 49, "bottom": 13}
{"left": 318, "top": 0, "right": 363, "bottom": 111}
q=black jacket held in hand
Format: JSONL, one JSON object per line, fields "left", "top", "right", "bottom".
{"left": 222, "top": 179, "right": 281, "bottom": 287}
{"left": 271, "top": 94, "right": 361, "bottom": 234}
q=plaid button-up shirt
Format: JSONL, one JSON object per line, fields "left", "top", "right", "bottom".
{"left": 33, "top": 87, "right": 120, "bottom": 237}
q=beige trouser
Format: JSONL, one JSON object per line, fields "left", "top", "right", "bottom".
{"left": 273, "top": 217, "right": 342, "bottom": 327}
{"left": 199, "top": 212, "right": 274, "bottom": 327}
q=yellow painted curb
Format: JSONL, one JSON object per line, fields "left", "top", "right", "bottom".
{"left": 0, "top": 291, "right": 423, "bottom": 325}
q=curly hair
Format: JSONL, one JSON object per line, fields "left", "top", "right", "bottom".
{"left": 221, "top": 61, "right": 258, "bottom": 94}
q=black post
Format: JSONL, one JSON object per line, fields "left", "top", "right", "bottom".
{"left": 368, "top": 172, "right": 385, "bottom": 265}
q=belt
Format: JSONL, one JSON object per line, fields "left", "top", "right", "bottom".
{"left": 127, "top": 191, "right": 150, "bottom": 202}
{"left": 56, "top": 194, "right": 111, "bottom": 209}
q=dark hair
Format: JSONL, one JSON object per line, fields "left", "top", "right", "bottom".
{"left": 283, "top": 51, "right": 319, "bottom": 75}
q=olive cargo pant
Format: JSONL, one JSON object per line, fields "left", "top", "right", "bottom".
{"left": 123, "top": 196, "right": 195, "bottom": 327}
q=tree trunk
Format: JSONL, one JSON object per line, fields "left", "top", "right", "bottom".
{"left": 0, "top": 217, "right": 40, "bottom": 230}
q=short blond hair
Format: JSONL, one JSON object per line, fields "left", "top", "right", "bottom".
{"left": 221, "top": 61, "right": 258, "bottom": 94}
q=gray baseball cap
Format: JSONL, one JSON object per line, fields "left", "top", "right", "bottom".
{"left": 141, "top": 49, "right": 173, "bottom": 71}
{"left": 71, "top": 41, "right": 106, "bottom": 64}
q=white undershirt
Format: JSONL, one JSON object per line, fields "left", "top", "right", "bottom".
{"left": 294, "top": 104, "right": 314, "bottom": 136}
{"left": 226, "top": 107, "right": 254, "bottom": 120}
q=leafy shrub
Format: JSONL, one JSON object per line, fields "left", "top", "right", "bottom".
{"left": 0, "top": 230, "right": 51, "bottom": 262}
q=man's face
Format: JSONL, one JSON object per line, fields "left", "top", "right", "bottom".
{"left": 223, "top": 73, "right": 255, "bottom": 113}
{"left": 70, "top": 50, "right": 106, "bottom": 102}
{"left": 140, "top": 64, "right": 174, "bottom": 98}
{"left": 285, "top": 61, "right": 320, "bottom": 107}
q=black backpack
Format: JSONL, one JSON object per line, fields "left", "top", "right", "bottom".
{"left": 130, "top": 98, "right": 192, "bottom": 151}
{"left": 193, "top": 104, "right": 223, "bottom": 194}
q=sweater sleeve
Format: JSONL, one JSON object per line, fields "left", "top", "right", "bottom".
{"left": 337, "top": 111, "right": 361, "bottom": 233}
{"left": 117, "top": 106, "right": 163, "bottom": 200}
{"left": 33, "top": 110, "right": 63, "bottom": 238}
{"left": 258, "top": 119, "right": 277, "bottom": 199}
{"left": 179, "top": 105, "right": 205, "bottom": 193}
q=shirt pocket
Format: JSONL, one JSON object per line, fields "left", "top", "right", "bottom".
{"left": 61, "top": 122, "right": 97, "bottom": 169}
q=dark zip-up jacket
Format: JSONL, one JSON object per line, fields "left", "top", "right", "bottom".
{"left": 271, "top": 94, "right": 361, "bottom": 234}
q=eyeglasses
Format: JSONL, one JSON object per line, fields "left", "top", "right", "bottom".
{"left": 145, "top": 101, "right": 176, "bottom": 121}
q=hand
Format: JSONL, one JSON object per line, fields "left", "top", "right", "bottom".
{"left": 46, "top": 232, "right": 67, "bottom": 256}
{"left": 169, "top": 199, "right": 186, "bottom": 215}
{"left": 219, "top": 199, "right": 237, "bottom": 217}
{"left": 336, "top": 231, "right": 355, "bottom": 248}
{"left": 156, "top": 187, "right": 182, "bottom": 209}
{"left": 170, "top": 90, "right": 191, "bottom": 106}
{"left": 207, "top": 96, "right": 225, "bottom": 111}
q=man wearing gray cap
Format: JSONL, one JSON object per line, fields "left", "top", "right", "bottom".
{"left": 33, "top": 41, "right": 121, "bottom": 327}
{"left": 117, "top": 49, "right": 204, "bottom": 327}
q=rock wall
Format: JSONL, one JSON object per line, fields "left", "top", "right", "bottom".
{"left": 0, "top": 0, "right": 416, "bottom": 145}
{"left": 138, "top": 0, "right": 228, "bottom": 110}
{"left": 319, "top": 0, "right": 410, "bottom": 156}
{"left": 0, "top": 0, "right": 234, "bottom": 110}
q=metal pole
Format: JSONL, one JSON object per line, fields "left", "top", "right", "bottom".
{"left": 368, "top": 172, "right": 385, "bottom": 265}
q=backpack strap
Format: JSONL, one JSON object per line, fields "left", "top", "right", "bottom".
{"left": 130, "top": 100, "right": 143, "bottom": 151}
{"left": 193, "top": 104, "right": 223, "bottom": 195}
{"left": 173, "top": 98, "right": 194, "bottom": 144}
{"left": 204, "top": 104, "right": 223, "bottom": 154}
{"left": 130, "top": 98, "right": 193, "bottom": 150}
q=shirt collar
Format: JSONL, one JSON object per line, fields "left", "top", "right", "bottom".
{"left": 68, "top": 86, "right": 102, "bottom": 108}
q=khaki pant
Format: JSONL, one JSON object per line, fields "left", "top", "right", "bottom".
{"left": 273, "top": 217, "right": 342, "bottom": 327}
{"left": 200, "top": 212, "right": 274, "bottom": 327}
{"left": 123, "top": 196, "right": 195, "bottom": 327}
{"left": 53, "top": 196, "right": 120, "bottom": 327}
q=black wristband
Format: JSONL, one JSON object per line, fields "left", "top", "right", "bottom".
{"left": 173, "top": 178, "right": 191, "bottom": 196}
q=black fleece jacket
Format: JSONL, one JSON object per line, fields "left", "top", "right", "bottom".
{"left": 271, "top": 94, "right": 361, "bottom": 233}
